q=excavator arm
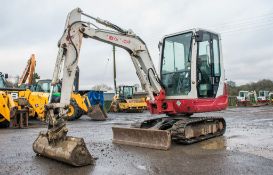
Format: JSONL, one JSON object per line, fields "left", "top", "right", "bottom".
{"left": 33, "top": 8, "right": 169, "bottom": 166}
{"left": 49, "top": 8, "right": 162, "bottom": 110}
{"left": 18, "top": 54, "right": 36, "bottom": 87}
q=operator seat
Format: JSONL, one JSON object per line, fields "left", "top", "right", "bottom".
{"left": 197, "top": 55, "right": 212, "bottom": 97}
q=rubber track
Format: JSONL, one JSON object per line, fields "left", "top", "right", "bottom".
{"left": 171, "top": 116, "right": 226, "bottom": 144}
{"left": 135, "top": 116, "right": 226, "bottom": 145}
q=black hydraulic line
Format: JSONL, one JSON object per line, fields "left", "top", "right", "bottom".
{"left": 67, "top": 21, "right": 83, "bottom": 65}
{"left": 80, "top": 12, "right": 97, "bottom": 21}
{"left": 147, "top": 68, "right": 165, "bottom": 90}
{"left": 74, "top": 67, "right": 79, "bottom": 92}
{"left": 67, "top": 20, "right": 100, "bottom": 66}
{"left": 113, "top": 46, "right": 117, "bottom": 94}
{"left": 81, "top": 12, "right": 127, "bottom": 34}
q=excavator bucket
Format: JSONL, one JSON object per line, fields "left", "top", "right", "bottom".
{"left": 87, "top": 104, "right": 107, "bottom": 121}
{"left": 112, "top": 127, "right": 171, "bottom": 150}
{"left": 33, "top": 131, "right": 94, "bottom": 166}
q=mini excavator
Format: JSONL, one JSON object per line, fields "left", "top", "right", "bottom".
{"left": 33, "top": 8, "right": 228, "bottom": 166}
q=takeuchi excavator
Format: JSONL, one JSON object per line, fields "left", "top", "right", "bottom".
{"left": 33, "top": 8, "right": 228, "bottom": 166}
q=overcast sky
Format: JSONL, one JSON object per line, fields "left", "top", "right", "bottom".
{"left": 0, "top": 0, "right": 272, "bottom": 89}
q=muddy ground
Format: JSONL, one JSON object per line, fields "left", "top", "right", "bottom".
{"left": 1, "top": 106, "right": 273, "bottom": 175}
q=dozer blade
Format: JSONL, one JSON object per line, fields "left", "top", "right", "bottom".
{"left": 33, "top": 132, "right": 94, "bottom": 166}
{"left": 87, "top": 104, "right": 107, "bottom": 121}
{"left": 112, "top": 127, "right": 171, "bottom": 150}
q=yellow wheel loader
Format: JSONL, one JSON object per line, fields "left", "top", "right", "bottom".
{"left": 110, "top": 85, "right": 147, "bottom": 113}
{"left": 16, "top": 54, "right": 87, "bottom": 121}
{"left": 18, "top": 54, "right": 105, "bottom": 121}
{"left": 0, "top": 73, "right": 14, "bottom": 127}
{"left": 0, "top": 73, "right": 29, "bottom": 128}
{"left": 20, "top": 79, "right": 94, "bottom": 121}
{"left": 0, "top": 91, "right": 16, "bottom": 128}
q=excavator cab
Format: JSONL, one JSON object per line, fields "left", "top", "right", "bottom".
{"left": 237, "top": 91, "right": 249, "bottom": 102}
{"left": 110, "top": 85, "right": 147, "bottom": 113}
{"left": 33, "top": 79, "right": 61, "bottom": 93}
{"left": 257, "top": 90, "right": 270, "bottom": 101}
{"left": 161, "top": 29, "right": 223, "bottom": 100}
{"left": 118, "top": 86, "right": 134, "bottom": 100}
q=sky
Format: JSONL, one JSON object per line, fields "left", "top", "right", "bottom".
{"left": 0, "top": 0, "right": 272, "bottom": 89}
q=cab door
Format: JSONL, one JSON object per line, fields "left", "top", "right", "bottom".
{"left": 197, "top": 32, "right": 221, "bottom": 98}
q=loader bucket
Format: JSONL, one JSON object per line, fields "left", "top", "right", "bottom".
{"left": 112, "top": 127, "right": 171, "bottom": 150}
{"left": 87, "top": 104, "right": 107, "bottom": 121}
{"left": 33, "top": 132, "right": 94, "bottom": 166}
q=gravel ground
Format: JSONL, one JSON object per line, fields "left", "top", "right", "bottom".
{"left": 0, "top": 106, "right": 273, "bottom": 175}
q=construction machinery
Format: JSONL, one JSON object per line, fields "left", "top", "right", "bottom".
{"left": 236, "top": 90, "right": 271, "bottom": 107}
{"left": 33, "top": 79, "right": 106, "bottom": 120}
{"left": 110, "top": 45, "right": 147, "bottom": 113}
{"left": 0, "top": 91, "right": 16, "bottom": 127}
{"left": 257, "top": 90, "right": 270, "bottom": 104}
{"left": 31, "top": 79, "right": 87, "bottom": 120}
{"left": 0, "top": 73, "right": 29, "bottom": 128}
{"left": 20, "top": 78, "right": 106, "bottom": 121}
{"left": 16, "top": 54, "right": 49, "bottom": 120}
{"left": 18, "top": 54, "right": 36, "bottom": 87}
{"left": 269, "top": 92, "right": 273, "bottom": 105}
{"left": 0, "top": 73, "right": 16, "bottom": 127}
{"left": 17, "top": 55, "right": 105, "bottom": 121}
{"left": 236, "top": 90, "right": 257, "bottom": 106}
{"left": 110, "top": 85, "right": 147, "bottom": 113}
{"left": 33, "top": 8, "right": 227, "bottom": 166}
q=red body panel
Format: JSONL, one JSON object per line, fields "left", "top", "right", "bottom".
{"left": 257, "top": 100, "right": 270, "bottom": 103}
{"left": 147, "top": 84, "right": 228, "bottom": 115}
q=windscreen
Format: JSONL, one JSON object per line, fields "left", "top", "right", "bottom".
{"left": 239, "top": 92, "right": 246, "bottom": 97}
{"left": 123, "top": 86, "right": 133, "bottom": 99}
{"left": 36, "top": 81, "right": 61, "bottom": 93}
{"left": 161, "top": 32, "right": 192, "bottom": 96}
{"left": 0, "top": 77, "right": 6, "bottom": 88}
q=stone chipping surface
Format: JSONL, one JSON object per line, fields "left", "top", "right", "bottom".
{"left": 0, "top": 106, "right": 273, "bottom": 175}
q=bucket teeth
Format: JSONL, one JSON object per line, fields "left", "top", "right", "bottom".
{"left": 87, "top": 104, "right": 107, "bottom": 121}
{"left": 112, "top": 127, "right": 171, "bottom": 150}
{"left": 33, "top": 132, "right": 95, "bottom": 166}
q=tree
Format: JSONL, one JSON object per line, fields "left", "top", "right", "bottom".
{"left": 32, "top": 73, "right": 40, "bottom": 84}
{"left": 92, "top": 84, "right": 113, "bottom": 91}
{"left": 227, "top": 80, "right": 236, "bottom": 87}
{"left": 227, "top": 79, "right": 273, "bottom": 96}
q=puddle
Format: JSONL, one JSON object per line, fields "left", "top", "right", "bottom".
{"left": 201, "top": 137, "right": 227, "bottom": 150}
